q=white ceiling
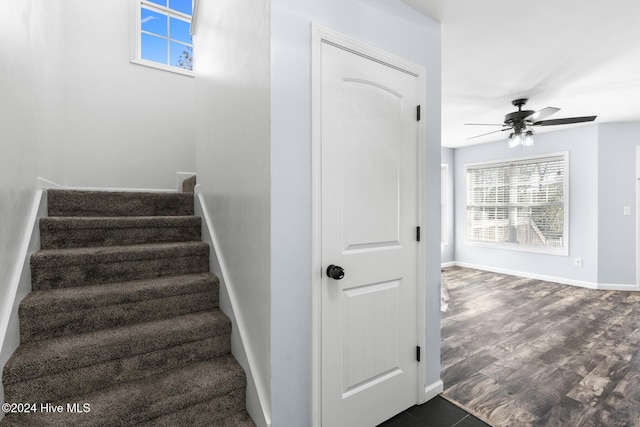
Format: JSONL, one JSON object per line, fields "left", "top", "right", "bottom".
{"left": 402, "top": 0, "right": 640, "bottom": 148}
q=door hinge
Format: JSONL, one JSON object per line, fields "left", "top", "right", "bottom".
{"left": 416, "top": 226, "right": 421, "bottom": 242}
{"left": 416, "top": 346, "right": 421, "bottom": 362}
{"left": 417, "top": 105, "right": 421, "bottom": 121}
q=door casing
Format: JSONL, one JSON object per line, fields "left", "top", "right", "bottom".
{"left": 310, "top": 23, "right": 427, "bottom": 426}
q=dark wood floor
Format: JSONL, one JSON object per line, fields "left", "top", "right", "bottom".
{"left": 440, "top": 266, "right": 640, "bottom": 426}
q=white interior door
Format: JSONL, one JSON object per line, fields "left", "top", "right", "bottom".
{"left": 320, "top": 41, "right": 421, "bottom": 427}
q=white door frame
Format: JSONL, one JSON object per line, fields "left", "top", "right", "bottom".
{"left": 636, "top": 146, "right": 640, "bottom": 287}
{"left": 310, "top": 23, "right": 427, "bottom": 426}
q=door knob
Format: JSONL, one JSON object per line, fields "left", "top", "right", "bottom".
{"left": 326, "top": 265, "right": 345, "bottom": 280}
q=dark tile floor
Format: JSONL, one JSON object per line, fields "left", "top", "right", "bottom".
{"left": 378, "top": 396, "right": 490, "bottom": 427}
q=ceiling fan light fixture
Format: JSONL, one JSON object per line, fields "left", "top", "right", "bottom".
{"left": 507, "top": 129, "right": 534, "bottom": 148}
{"left": 467, "top": 98, "right": 597, "bottom": 144}
{"left": 523, "top": 130, "right": 535, "bottom": 146}
{"left": 507, "top": 132, "right": 521, "bottom": 148}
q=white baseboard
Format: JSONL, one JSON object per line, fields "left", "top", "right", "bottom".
{"left": 38, "top": 177, "right": 179, "bottom": 193}
{"left": 453, "top": 261, "right": 598, "bottom": 289}
{"left": 0, "top": 190, "right": 43, "bottom": 347}
{"left": 0, "top": 190, "right": 46, "bottom": 415}
{"left": 451, "top": 262, "right": 640, "bottom": 291}
{"left": 598, "top": 283, "right": 640, "bottom": 291}
{"left": 424, "top": 380, "right": 444, "bottom": 401}
{"left": 195, "top": 194, "right": 271, "bottom": 427}
{"left": 440, "top": 261, "right": 455, "bottom": 268}
{"left": 37, "top": 177, "right": 64, "bottom": 190}
{"left": 63, "top": 186, "right": 177, "bottom": 193}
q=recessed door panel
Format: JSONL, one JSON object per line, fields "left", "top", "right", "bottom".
{"left": 343, "top": 280, "right": 401, "bottom": 394}
{"left": 342, "top": 81, "right": 402, "bottom": 252}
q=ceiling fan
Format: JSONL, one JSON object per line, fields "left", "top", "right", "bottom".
{"left": 465, "top": 98, "right": 597, "bottom": 147}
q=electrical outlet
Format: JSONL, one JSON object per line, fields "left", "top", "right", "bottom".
{"left": 574, "top": 257, "right": 583, "bottom": 267}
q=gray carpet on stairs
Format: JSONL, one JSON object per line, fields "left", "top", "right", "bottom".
{"left": 1, "top": 190, "right": 254, "bottom": 427}
{"left": 40, "top": 216, "right": 202, "bottom": 249}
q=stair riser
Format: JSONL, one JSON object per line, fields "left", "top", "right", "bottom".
{"left": 118, "top": 373, "right": 247, "bottom": 426}
{"left": 31, "top": 255, "right": 209, "bottom": 290}
{"left": 21, "top": 274, "right": 217, "bottom": 316}
{"left": 4, "top": 337, "right": 231, "bottom": 404}
{"left": 40, "top": 226, "right": 201, "bottom": 249}
{"left": 20, "top": 291, "right": 218, "bottom": 343}
{"left": 3, "top": 389, "right": 246, "bottom": 427}
{"left": 47, "top": 190, "right": 194, "bottom": 217}
{"left": 4, "top": 313, "right": 231, "bottom": 385}
{"left": 3, "top": 358, "right": 247, "bottom": 427}
{"left": 139, "top": 388, "right": 247, "bottom": 427}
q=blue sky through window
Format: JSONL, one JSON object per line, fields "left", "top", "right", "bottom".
{"left": 141, "top": 33, "right": 167, "bottom": 63}
{"left": 170, "top": 0, "right": 192, "bottom": 15}
{"left": 170, "top": 17, "right": 190, "bottom": 44}
{"left": 141, "top": 8, "right": 167, "bottom": 37}
{"left": 139, "top": 0, "right": 192, "bottom": 71}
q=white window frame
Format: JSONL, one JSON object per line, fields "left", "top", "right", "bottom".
{"left": 131, "top": 0, "right": 194, "bottom": 77}
{"left": 465, "top": 152, "right": 569, "bottom": 256}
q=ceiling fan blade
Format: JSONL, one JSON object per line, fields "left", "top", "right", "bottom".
{"left": 464, "top": 123, "right": 505, "bottom": 126}
{"left": 525, "top": 107, "right": 560, "bottom": 122}
{"left": 533, "top": 115, "right": 597, "bottom": 126}
{"left": 466, "top": 128, "right": 511, "bottom": 140}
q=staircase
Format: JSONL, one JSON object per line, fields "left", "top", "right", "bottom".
{"left": 1, "top": 190, "right": 254, "bottom": 426}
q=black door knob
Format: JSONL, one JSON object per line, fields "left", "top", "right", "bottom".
{"left": 326, "top": 265, "right": 345, "bottom": 280}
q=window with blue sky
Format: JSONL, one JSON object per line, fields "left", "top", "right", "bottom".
{"left": 139, "top": 0, "right": 193, "bottom": 71}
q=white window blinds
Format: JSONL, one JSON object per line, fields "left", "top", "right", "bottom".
{"left": 466, "top": 154, "right": 567, "bottom": 252}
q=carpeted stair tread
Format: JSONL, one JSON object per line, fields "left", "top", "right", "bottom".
{"left": 4, "top": 334, "right": 231, "bottom": 404}
{"left": 47, "top": 190, "right": 194, "bottom": 217}
{"left": 31, "top": 242, "right": 210, "bottom": 290}
{"left": 32, "top": 242, "right": 208, "bottom": 267}
{"left": 3, "top": 311, "right": 230, "bottom": 386}
{"left": 21, "top": 273, "right": 217, "bottom": 316}
{"left": 19, "top": 273, "right": 219, "bottom": 342}
{"left": 40, "top": 216, "right": 201, "bottom": 249}
{"left": 2, "top": 189, "right": 253, "bottom": 425}
{"left": 1, "top": 356, "right": 247, "bottom": 427}
{"left": 218, "top": 411, "right": 257, "bottom": 427}
{"left": 140, "top": 405, "right": 256, "bottom": 427}
{"left": 40, "top": 216, "right": 201, "bottom": 230}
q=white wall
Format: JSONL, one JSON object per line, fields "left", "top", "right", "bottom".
{"left": 441, "top": 147, "right": 455, "bottom": 264}
{"left": 271, "top": 1, "right": 441, "bottom": 425}
{"left": 0, "top": 0, "right": 65, "bottom": 409}
{"left": 192, "top": 1, "right": 271, "bottom": 425}
{"left": 59, "top": 0, "right": 196, "bottom": 190}
{"left": 597, "top": 123, "right": 640, "bottom": 285}
{"left": 454, "top": 125, "right": 600, "bottom": 285}
{"left": 1, "top": 0, "right": 197, "bottom": 194}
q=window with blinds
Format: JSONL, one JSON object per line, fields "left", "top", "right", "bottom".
{"left": 466, "top": 153, "right": 568, "bottom": 254}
